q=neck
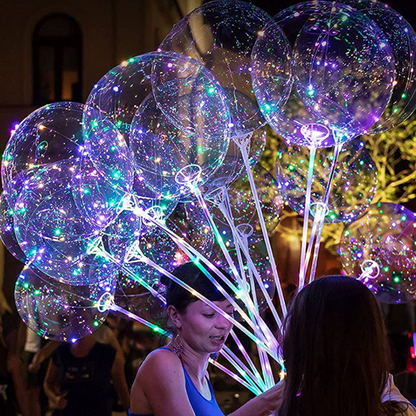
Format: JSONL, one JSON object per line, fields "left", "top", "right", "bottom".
{"left": 71, "top": 338, "right": 96, "bottom": 357}
{"left": 169, "top": 334, "right": 210, "bottom": 382}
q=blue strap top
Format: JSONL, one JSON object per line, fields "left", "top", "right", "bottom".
{"left": 129, "top": 347, "right": 225, "bottom": 416}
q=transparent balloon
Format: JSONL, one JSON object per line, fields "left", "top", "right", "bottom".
{"left": 1, "top": 102, "right": 130, "bottom": 229}
{"left": 72, "top": 155, "right": 129, "bottom": 228}
{"left": 115, "top": 200, "right": 214, "bottom": 288}
{"left": 114, "top": 279, "right": 166, "bottom": 325}
{"left": 131, "top": 172, "right": 178, "bottom": 216}
{"left": 160, "top": 0, "right": 271, "bottom": 136}
{"left": 15, "top": 266, "right": 116, "bottom": 341}
{"left": 209, "top": 165, "right": 283, "bottom": 246}
{"left": 167, "top": 201, "right": 214, "bottom": 256}
{"left": 130, "top": 92, "right": 229, "bottom": 199}
{"left": 2, "top": 102, "right": 85, "bottom": 207}
{"left": 106, "top": 209, "right": 143, "bottom": 264}
{"left": 339, "top": 203, "right": 416, "bottom": 303}
{"left": 253, "top": 1, "right": 395, "bottom": 147}
{"left": 342, "top": 0, "right": 416, "bottom": 133}
{"left": 275, "top": 138, "right": 377, "bottom": 223}
{"left": 199, "top": 127, "right": 266, "bottom": 196}
{"left": 210, "top": 239, "right": 276, "bottom": 314}
{"left": 13, "top": 163, "right": 113, "bottom": 285}
{"left": 0, "top": 193, "right": 26, "bottom": 262}
{"left": 85, "top": 51, "right": 229, "bottom": 147}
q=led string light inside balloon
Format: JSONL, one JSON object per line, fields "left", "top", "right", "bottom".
{"left": 129, "top": 200, "right": 280, "bottom": 352}
{"left": 233, "top": 133, "right": 287, "bottom": 316}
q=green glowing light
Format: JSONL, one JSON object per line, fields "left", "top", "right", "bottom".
{"left": 54, "top": 228, "right": 62, "bottom": 236}
{"left": 93, "top": 320, "right": 100, "bottom": 327}
{"left": 393, "top": 276, "right": 400, "bottom": 283}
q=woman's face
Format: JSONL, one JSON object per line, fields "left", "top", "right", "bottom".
{"left": 175, "top": 299, "right": 234, "bottom": 354}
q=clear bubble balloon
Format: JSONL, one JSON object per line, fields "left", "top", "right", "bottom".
{"left": 114, "top": 281, "right": 166, "bottom": 324}
{"left": 115, "top": 201, "right": 214, "bottom": 288}
{"left": 209, "top": 165, "right": 283, "bottom": 246}
{"left": 131, "top": 173, "right": 178, "bottom": 216}
{"left": 342, "top": 0, "right": 416, "bottom": 133}
{"left": 72, "top": 155, "right": 129, "bottom": 228}
{"left": 13, "top": 163, "right": 112, "bottom": 285}
{"left": 2, "top": 102, "right": 84, "bottom": 207}
{"left": 121, "top": 224, "right": 180, "bottom": 288}
{"left": 160, "top": 0, "right": 271, "bottom": 136}
{"left": 199, "top": 127, "right": 266, "bottom": 196}
{"left": 1, "top": 102, "right": 130, "bottom": 228}
{"left": 253, "top": 1, "right": 395, "bottom": 147}
{"left": 0, "top": 193, "right": 26, "bottom": 262}
{"left": 210, "top": 239, "right": 275, "bottom": 314}
{"left": 130, "top": 92, "right": 229, "bottom": 199}
{"left": 105, "top": 209, "right": 143, "bottom": 265}
{"left": 15, "top": 266, "right": 116, "bottom": 341}
{"left": 85, "top": 51, "right": 229, "bottom": 146}
{"left": 251, "top": 16, "right": 293, "bottom": 135}
{"left": 275, "top": 138, "right": 377, "bottom": 223}
{"left": 339, "top": 203, "right": 416, "bottom": 303}
{"left": 167, "top": 201, "right": 214, "bottom": 256}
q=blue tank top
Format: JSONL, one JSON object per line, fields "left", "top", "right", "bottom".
{"left": 129, "top": 347, "right": 225, "bottom": 416}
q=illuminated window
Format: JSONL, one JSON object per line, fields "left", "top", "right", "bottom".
{"left": 33, "top": 14, "right": 82, "bottom": 104}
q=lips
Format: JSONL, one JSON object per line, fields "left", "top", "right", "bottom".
{"left": 209, "top": 335, "right": 226, "bottom": 345}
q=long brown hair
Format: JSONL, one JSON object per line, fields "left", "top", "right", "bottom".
{"left": 279, "top": 276, "right": 407, "bottom": 416}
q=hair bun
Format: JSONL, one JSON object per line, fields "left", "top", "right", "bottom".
{"left": 160, "top": 274, "right": 171, "bottom": 286}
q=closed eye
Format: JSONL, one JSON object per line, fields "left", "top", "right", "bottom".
{"left": 203, "top": 314, "right": 215, "bottom": 318}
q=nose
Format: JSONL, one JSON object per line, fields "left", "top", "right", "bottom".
{"left": 215, "top": 313, "right": 232, "bottom": 330}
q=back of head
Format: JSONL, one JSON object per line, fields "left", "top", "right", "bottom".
{"left": 279, "top": 276, "right": 395, "bottom": 416}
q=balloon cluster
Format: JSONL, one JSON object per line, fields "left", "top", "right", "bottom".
{"left": 2, "top": 0, "right": 416, "bottom": 394}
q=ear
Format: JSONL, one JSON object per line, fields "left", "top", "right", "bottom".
{"left": 167, "top": 305, "right": 182, "bottom": 329}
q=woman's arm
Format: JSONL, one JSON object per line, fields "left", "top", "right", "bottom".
{"left": 28, "top": 340, "right": 60, "bottom": 372}
{"left": 43, "top": 358, "right": 68, "bottom": 410}
{"left": 229, "top": 380, "right": 285, "bottom": 416}
{"left": 111, "top": 348, "right": 130, "bottom": 410}
{"left": 131, "top": 349, "right": 195, "bottom": 416}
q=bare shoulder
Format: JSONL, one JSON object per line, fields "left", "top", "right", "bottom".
{"left": 131, "top": 348, "right": 194, "bottom": 416}
{"left": 136, "top": 348, "right": 184, "bottom": 384}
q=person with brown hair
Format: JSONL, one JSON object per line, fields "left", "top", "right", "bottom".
{"left": 277, "top": 275, "right": 416, "bottom": 416}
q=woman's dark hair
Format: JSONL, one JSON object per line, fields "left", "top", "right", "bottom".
{"left": 278, "top": 275, "right": 408, "bottom": 416}
{"left": 162, "top": 261, "right": 234, "bottom": 313}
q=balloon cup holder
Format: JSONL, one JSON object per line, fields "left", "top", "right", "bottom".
{"left": 236, "top": 223, "right": 254, "bottom": 238}
{"left": 175, "top": 164, "right": 202, "bottom": 185}
{"left": 97, "top": 292, "right": 114, "bottom": 313}
{"left": 301, "top": 123, "right": 330, "bottom": 146}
